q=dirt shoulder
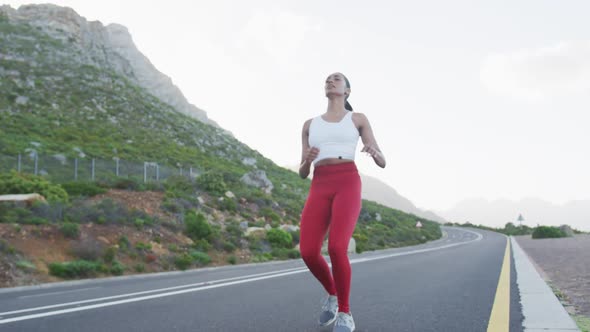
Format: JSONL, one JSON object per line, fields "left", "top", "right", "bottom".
{"left": 514, "top": 234, "right": 590, "bottom": 317}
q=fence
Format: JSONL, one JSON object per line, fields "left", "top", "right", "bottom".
{"left": 0, "top": 153, "right": 202, "bottom": 183}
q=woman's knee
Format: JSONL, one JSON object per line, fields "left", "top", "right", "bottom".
{"left": 299, "top": 243, "right": 321, "bottom": 262}
{"left": 327, "top": 241, "right": 348, "bottom": 259}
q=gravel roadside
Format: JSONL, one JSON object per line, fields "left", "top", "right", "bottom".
{"left": 515, "top": 234, "right": 590, "bottom": 330}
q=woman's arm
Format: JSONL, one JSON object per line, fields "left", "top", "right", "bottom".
{"left": 355, "top": 113, "right": 386, "bottom": 168}
{"left": 299, "top": 119, "right": 318, "bottom": 178}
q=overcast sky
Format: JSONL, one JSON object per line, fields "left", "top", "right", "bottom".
{"left": 6, "top": 0, "right": 590, "bottom": 212}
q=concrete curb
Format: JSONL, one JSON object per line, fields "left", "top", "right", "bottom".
{"left": 511, "top": 237, "right": 580, "bottom": 331}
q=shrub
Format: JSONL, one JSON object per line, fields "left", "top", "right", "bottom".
{"left": 48, "top": 260, "right": 102, "bottom": 278}
{"left": 134, "top": 218, "right": 145, "bottom": 230}
{"left": 16, "top": 260, "right": 36, "bottom": 271}
{"left": 60, "top": 222, "right": 80, "bottom": 239}
{"left": 118, "top": 235, "right": 131, "bottom": 250}
{"left": 227, "top": 255, "right": 237, "bottom": 265}
{"left": 189, "top": 250, "right": 211, "bottom": 266}
{"left": 196, "top": 172, "right": 227, "bottom": 195}
{"left": 61, "top": 181, "right": 106, "bottom": 197}
{"left": 266, "top": 228, "right": 293, "bottom": 249}
{"left": 271, "top": 248, "right": 301, "bottom": 259}
{"left": 532, "top": 226, "right": 567, "bottom": 239}
{"left": 260, "top": 207, "right": 281, "bottom": 222}
{"left": 0, "top": 171, "right": 68, "bottom": 202}
{"left": 113, "top": 178, "right": 141, "bottom": 191}
{"left": 184, "top": 210, "right": 211, "bottom": 241}
{"left": 164, "top": 175, "right": 195, "bottom": 195}
{"left": 103, "top": 246, "right": 117, "bottom": 263}
{"left": 174, "top": 253, "right": 193, "bottom": 270}
{"left": 218, "top": 198, "right": 237, "bottom": 212}
{"left": 222, "top": 241, "right": 236, "bottom": 253}
{"left": 135, "top": 242, "right": 152, "bottom": 251}
{"left": 134, "top": 263, "right": 146, "bottom": 272}
{"left": 110, "top": 260, "right": 125, "bottom": 275}
{"left": 191, "top": 239, "right": 212, "bottom": 252}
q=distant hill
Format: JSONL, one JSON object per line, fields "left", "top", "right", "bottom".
{"left": 360, "top": 174, "right": 446, "bottom": 223}
{"left": 440, "top": 197, "right": 590, "bottom": 231}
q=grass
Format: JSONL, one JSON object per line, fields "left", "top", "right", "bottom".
{"left": 548, "top": 283, "right": 589, "bottom": 332}
{"left": 574, "top": 315, "right": 590, "bottom": 332}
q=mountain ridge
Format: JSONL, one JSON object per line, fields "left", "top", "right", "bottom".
{"left": 0, "top": 3, "right": 219, "bottom": 128}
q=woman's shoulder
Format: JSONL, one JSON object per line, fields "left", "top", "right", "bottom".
{"left": 302, "top": 118, "right": 314, "bottom": 130}
{"left": 351, "top": 112, "right": 368, "bottom": 123}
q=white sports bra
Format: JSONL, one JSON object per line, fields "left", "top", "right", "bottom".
{"left": 308, "top": 112, "right": 360, "bottom": 165}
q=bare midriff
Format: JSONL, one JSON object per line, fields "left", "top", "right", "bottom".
{"left": 315, "top": 158, "right": 354, "bottom": 167}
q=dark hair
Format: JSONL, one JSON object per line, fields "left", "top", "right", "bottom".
{"left": 342, "top": 74, "right": 353, "bottom": 111}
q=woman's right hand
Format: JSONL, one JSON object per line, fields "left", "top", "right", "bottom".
{"left": 303, "top": 147, "right": 320, "bottom": 164}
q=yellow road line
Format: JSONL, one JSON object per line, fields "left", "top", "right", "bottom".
{"left": 487, "top": 237, "right": 511, "bottom": 332}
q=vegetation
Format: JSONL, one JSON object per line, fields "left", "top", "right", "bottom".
{"left": 0, "top": 171, "right": 68, "bottom": 202}
{"left": 450, "top": 222, "right": 584, "bottom": 238}
{"left": 532, "top": 226, "right": 568, "bottom": 239}
{"left": 449, "top": 222, "right": 535, "bottom": 236}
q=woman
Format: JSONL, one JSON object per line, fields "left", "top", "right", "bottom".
{"left": 299, "top": 72, "right": 386, "bottom": 332}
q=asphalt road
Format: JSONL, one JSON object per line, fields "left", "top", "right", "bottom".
{"left": 0, "top": 227, "right": 523, "bottom": 331}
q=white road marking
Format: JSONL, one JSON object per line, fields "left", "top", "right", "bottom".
{"left": 1, "top": 267, "right": 306, "bottom": 316}
{"left": 18, "top": 287, "right": 100, "bottom": 299}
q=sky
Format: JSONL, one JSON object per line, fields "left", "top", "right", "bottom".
{"left": 5, "top": 0, "right": 590, "bottom": 212}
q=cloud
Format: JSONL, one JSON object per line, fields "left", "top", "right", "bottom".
{"left": 480, "top": 41, "right": 590, "bottom": 101}
{"left": 235, "top": 7, "right": 321, "bottom": 66}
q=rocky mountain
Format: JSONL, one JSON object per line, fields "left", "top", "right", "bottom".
{"left": 0, "top": 3, "right": 217, "bottom": 127}
{"left": 360, "top": 174, "right": 445, "bottom": 223}
{"left": 440, "top": 197, "right": 590, "bottom": 231}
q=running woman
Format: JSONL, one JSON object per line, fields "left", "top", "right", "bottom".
{"left": 299, "top": 72, "right": 386, "bottom": 332}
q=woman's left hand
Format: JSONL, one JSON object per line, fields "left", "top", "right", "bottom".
{"left": 361, "top": 144, "right": 382, "bottom": 158}
{"left": 361, "top": 144, "right": 386, "bottom": 168}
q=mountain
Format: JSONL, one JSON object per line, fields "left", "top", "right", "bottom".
{"left": 360, "top": 174, "right": 446, "bottom": 223}
{"left": 0, "top": 3, "right": 218, "bottom": 128}
{"left": 440, "top": 197, "right": 590, "bottom": 231}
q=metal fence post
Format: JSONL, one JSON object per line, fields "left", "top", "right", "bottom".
{"left": 74, "top": 158, "right": 78, "bottom": 180}
{"left": 189, "top": 167, "right": 193, "bottom": 178}
{"left": 34, "top": 153, "right": 38, "bottom": 175}
{"left": 144, "top": 162, "right": 147, "bottom": 183}
{"left": 92, "top": 158, "right": 95, "bottom": 181}
{"left": 156, "top": 164, "right": 160, "bottom": 181}
{"left": 17, "top": 154, "right": 21, "bottom": 172}
{"left": 116, "top": 158, "right": 120, "bottom": 177}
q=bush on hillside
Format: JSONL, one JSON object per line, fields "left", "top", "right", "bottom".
{"left": 266, "top": 228, "right": 293, "bottom": 249}
{"left": 0, "top": 171, "right": 68, "bottom": 202}
{"left": 184, "top": 210, "right": 212, "bottom": 241}
{"left": 532, "top": 226, "right": 567, "bottom": 239}
{"left": 48, "top": 260, "right": 103, "bottom": 279}
{"left": 61, "top": 181, "right": 106, "bottom": 197}
{"left": 196, "top": 172, "right": 227, "bottom": 195}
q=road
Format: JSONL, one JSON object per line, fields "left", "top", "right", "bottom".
{"left": 0, "top": 227, "right": 523, "bottom": 331}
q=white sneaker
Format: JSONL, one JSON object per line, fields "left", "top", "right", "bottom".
{"left": 333, "top": 312, "right": 355, "bottom": 332}
{"left": 319, "top": 295, "right": 338, "bottom": 326}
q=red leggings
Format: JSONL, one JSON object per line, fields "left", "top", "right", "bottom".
{"left": 299, "top": 162, "right": 362, "bottom": 314}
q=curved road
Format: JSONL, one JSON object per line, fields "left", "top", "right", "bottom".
{"left": 0, "top": 227, "right": 523, "bottom": 331}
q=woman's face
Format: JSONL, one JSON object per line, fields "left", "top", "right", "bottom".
{"left": 325, "top": 72, "right": 350, "bottom": 98}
